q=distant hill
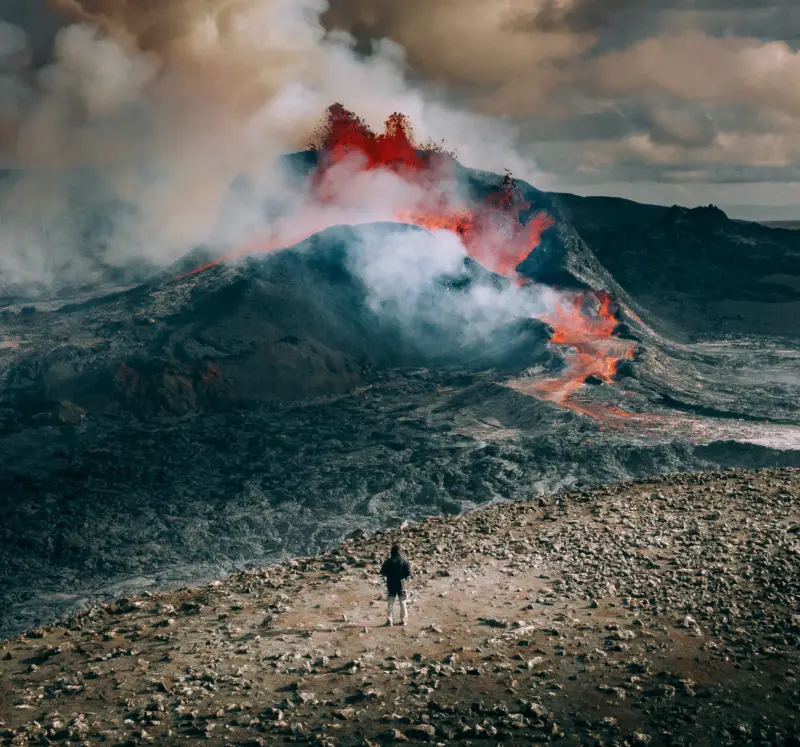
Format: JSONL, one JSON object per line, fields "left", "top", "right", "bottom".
{"left": 547, "top": 192, "right": 800, "bottom": 234}
{"left": 758, "top": 221, "right": 800, "bottom": 231}
{"left": 568, "top": 201, "right": 800, "bottom": 339}
{"left": 546, "top": 192, "right": 670, "bottom": 233}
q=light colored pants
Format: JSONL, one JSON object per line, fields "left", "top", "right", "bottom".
{"left": 387, "top": 592, "right": 408, "bottom": 624}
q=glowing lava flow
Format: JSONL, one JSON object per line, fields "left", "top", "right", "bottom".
{"left": 179, "top": 104, "right": 634, "bottom": 421}
{"left": 395, "top": 196, "right": 554, "bottom": 285}
{"left": 509, "top": 291, "right": 638, "bottom": 419}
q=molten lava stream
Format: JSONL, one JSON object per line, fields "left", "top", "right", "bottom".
{"left": 175, "top": 104, "right": 642, "bottom": 426}
{"left": 530, "top": 339, "right": 636, "bottom": 418}
{"left": 510, "top": 291, "right": 639, "bottom": 420}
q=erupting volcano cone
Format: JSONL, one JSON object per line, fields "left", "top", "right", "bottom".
{"left": 180, "top": 104, "right": 637, "bottom": 421}
{"left": 181, "top": 104, "right": 553, "bottom": 282}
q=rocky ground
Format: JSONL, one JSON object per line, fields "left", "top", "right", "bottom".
{"left": 2, "top": 467, "right": 798, "bottom": 746}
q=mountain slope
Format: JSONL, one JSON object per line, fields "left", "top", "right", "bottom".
{"left": 577, "top": 204, "right": 800, "bottom": 339}
{"left": 546, "top": 191, "right": 671, "bottom": 232}
{"left": 0, "top": 222, "right": 556, "bottom": 420}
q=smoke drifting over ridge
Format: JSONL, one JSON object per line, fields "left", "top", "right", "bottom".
{"left": 349, "top": 225, "right": 558, "bottom": 358}
{"left": 0, "top": 0, "right": 538, "bottom": 294}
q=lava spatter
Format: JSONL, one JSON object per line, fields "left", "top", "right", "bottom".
{"left": 309, "top": 104, "right": 442, "bottom": 176}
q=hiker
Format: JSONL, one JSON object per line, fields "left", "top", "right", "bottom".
{"left": 380, "top": 542, "right": 412, "bottom": 626}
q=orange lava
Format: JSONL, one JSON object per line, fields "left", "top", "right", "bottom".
{"left": 512, "top": 290, "right": 639, "bottom": 418}
{"left": 548, "top": 291, "right": 618, "bottom": 344}
{"left": 180, "top": 104, "right": 553, "bottom": 281}
{"left": 179, "top": 104, "right": 637, "bottom": 422}
{"left": 396, "top": 198, "right": 554, "bottom": 284}
{"left": 310, "top": 104, "right": 439, "bottom": 177}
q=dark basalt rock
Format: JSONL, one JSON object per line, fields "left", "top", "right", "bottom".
{"left": 583, "top": 374, "right": 606, "bottom": 386}
{"left": 561, "top": 194, "right": 800, "bottom": 339}
{"left": 612, "top": 322, "right": 640, "bottom": 341}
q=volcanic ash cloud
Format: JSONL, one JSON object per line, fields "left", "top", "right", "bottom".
{"left": 0, "top": 0, "right": 536, "bottom": 292}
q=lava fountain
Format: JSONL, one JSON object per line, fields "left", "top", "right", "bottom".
{"left": 180, "top": 104, "right": 553, "bottom": 281}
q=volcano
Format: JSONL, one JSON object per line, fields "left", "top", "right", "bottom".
{"left": 0, "top": 106, "right": 799, "bottom": 639}
{"left": 177, "top": 104, "right": 633, "bottom": 416}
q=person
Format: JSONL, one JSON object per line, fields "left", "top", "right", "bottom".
{"left": 380, "top": 543, "right": 411, "bottom": 626}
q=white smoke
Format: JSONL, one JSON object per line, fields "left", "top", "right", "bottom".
{"left": 207, "top": 150, "right": 466, "bottom": 258}
{"left": 0, "top": 0, "right": 543, "bottom": 296}
{"left": 349, "top": 225, "right": 556, "bottom": 353}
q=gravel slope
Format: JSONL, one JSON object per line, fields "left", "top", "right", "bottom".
{"left": 2, "top": 468, "right": 798, "bottom": 746}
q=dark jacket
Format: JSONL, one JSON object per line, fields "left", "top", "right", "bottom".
{"left": 380, "top": 554, "right": 411, "bottom": 595}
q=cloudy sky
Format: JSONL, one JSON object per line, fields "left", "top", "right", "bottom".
{"left": 323, "top": 0, "right": 800, "bottom": 219}
{"left": 2, "top": 0, "right": 800, "bottom": 220}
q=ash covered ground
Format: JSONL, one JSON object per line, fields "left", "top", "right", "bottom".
{"left": 1, "top": 161, "right": 799, "bottom": 640}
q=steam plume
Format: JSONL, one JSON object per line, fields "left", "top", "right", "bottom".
{"left": 0, "top": 0, "right": 539, "bottom": 294}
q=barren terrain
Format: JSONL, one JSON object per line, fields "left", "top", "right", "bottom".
{"left": 2, "top": 468, "right": 798, "bottom": 746}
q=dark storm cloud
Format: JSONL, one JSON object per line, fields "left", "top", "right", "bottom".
{"left": 323, "top": 0, "right": 800, "bottom": 49}
{"left": 540, "top": 150, "right": 800, "bottom": 186}
{"left": 515, "top": 97, "right": 714, "bottom": 149}
{"left": 541, "top": 0, "right": 800, "bottom": 36}
{"left": 320, "top": 0, "right": 800, "bottom": 116}
{"left": 526, "top": 0, "right": 800, "bottom": 55}
{"left": 517, "top": 107, "right": 638, "bottom": 143}
{"left": 627, "top": 99, "right": 718, "bottom": 148}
